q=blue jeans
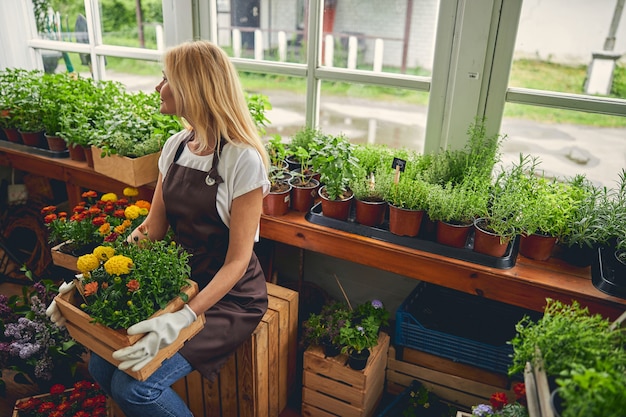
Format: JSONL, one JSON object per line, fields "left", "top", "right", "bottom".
{"left": 88, "top": 353, "right": 194, "bottom": 417}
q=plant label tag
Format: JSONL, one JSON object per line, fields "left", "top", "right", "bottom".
{"left": 391, "top": 157, "right": 406, "bottom": 184}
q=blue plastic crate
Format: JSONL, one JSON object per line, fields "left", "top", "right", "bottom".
{"left": 395, "top": 282, "right": 541, "bottom": 375}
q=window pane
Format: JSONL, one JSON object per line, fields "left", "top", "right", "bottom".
{"left": 241, "top": 74, "right": 307, "bottom": 138}
{"left": 511, "top": 0, "right": 625, "bottom": 98}
{"left": 319, "top": 81, "right": 428, "bottom": 150}
{"left": 321, "top": 0, "right": 438, "bottom": 75}
{"left": 97, "top": 0, "right": 164, "bottom": 49}
{"left": 500, "top": 104, "right": 626, "bottom": 188}
{"left": 217, "top": 0, "right": 308, "bottom": 63}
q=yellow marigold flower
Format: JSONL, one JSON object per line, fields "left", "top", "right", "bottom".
{"left": 138, "top": 207, "right": 149, "bottom": 216}
{"left": 123, "top": 187, "right": 139, "bottom": 197}
{"left": 76, "top": 254, "right": 100, "bottom": 273}
{"left": 98, "top": 223, "right": 111, "bottom": 236}
{"left": 124, "top": 205, "right": 142, "bottom": 220}
{"left": 93, "top": 246, "right": 115, "bottom": 261}
{"left": 135, "top": 200, "right": 151, "bottom": 210}
{"left": 101, "top": 193, "right": 118, "bottom": 202}
{"left": 104, "top": 255, "right": 133, "bottom": 276}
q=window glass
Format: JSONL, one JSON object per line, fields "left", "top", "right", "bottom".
{"left": 319, "top": 81, "right": 428, "bottom": 150}
{"left": 321, "top": 0, "right": 438, "bottom": 75}
{"left": 500, "top": 105, "right": 625, "bottom": 188}
{"left": 241, "top": 74, "right": 307, "bottom": 139}
{"left": 217, "top": 0, "right": 308, "bottom": 63}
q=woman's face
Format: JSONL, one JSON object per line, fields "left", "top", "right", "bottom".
{"left": 155, "top": 73, "right": 176, "bottom": 115}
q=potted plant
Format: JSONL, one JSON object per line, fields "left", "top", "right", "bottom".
{"left": 312, "top": 133, "right": 360, "bottom": 221}
{"left": 383, "top": 175, "right": 431, "bottom": 236}
{"left": 13, "top": 380, "right": 108, "bottom": 417}
{"left": 13, "top": 71, "right": 46, "bottom": 148}
{"left": 516, "top": 176, "right": 575, "bottom": 261}
{"left": 0, "top": 68, "right": 31, "bottom": 142}
{"left": 41, "top": 189, "right": 151, "bottom": 257}
{"left": 509, "top": 299, "right": 626, "bottom": 417}
{"left": 469, "top": 383, "right": 528, "bottom": 417}
{"left": 428, "top": 178, "right": 488, "bottom": 248}
{"left": 302, "top": 301, "right": 351, "bottom": 357}
{"left": 288, "top": 145, "right": 320, "bottom": 213}
{"left": 351, "top": 168, "right": 392, "bottom": 227}
{"left": 286, "top": 126, "right": 323, "bottom": 170}
{"left": 0, "top": 279, "right": 87, "bottom": 391}
{"left": 263, "top": 134, "right": 292, "bottom": 216}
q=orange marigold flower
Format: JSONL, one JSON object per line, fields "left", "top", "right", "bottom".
{"left": 84, "top": 281, "right": 99, "bottom": 296}
{"left": 58, "top": 211, "right": 68, "bottom": 219}
{"left": 126, "top": 279, "right": 140, "bottom": 292}
{"left": 92, "top": 216, "right": 106, "bottom": 226}
{"left": 114, "top": 224, "right": 127, "bottom": 234}
{"left": 44, "top": 213, "right": 58, "bottom": 224}
{"left": 98, "top": 223, "right": 111, "bottom": 235}
{"left": 73, "top": 205, "right": 86, "bottom": 213}
{"left": 101, "top": 282, "right": 108, "bottom": 289}
{"left": 113, "top": 209, "right": 126, "bottom": 218}
{"left": 88, "top": 206, "right": 102, "bottom": 216}
{"left": 41, "top": 205, "right": 56, "bottom": 214}
{"left": 135, "top": 200, "right": 151, "bottom": 210}
{"left": 82, "top": 190, "right": 98, "bottom": 199}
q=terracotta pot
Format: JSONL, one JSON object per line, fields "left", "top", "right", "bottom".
{"left": 45, "top": 134, "right": 67, "bottom": 152}
{"left": 519, "top": 233, "right": 557, "bottom": 261}
{"left": 355, "top": 198, "right": 387, "bottom": 227}
{"left": 2, "top": 127, "right": 21, "bottom": 143}
{"left": 68, "top": 143, "right": 87, "bottom": 161}
{"left": 436, "top": 220, "right": 472, "bottom": 248}
{"left": 289, "top": 177, "right": 319, "bottom": 212}
{"left": 473, "top": 218, "right": 510, "bottom": 257}
{"left": 318, "top": 186, "right": 353, "bottom": 221}
{"left": 19, "top": 130, "right": 46, "bottom": 148}
{"left": 388, "top": 204, "right": 423, "bottom": 236}
{"left": 263, "top": 183, "right": 292, "bottom": 216}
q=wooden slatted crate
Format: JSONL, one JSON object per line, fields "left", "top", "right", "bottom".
{"left": 386, "top": 346, "right": 516, "bottom": 409}
{"left": 301, "top": 332, "right": 390, "bottom": 417}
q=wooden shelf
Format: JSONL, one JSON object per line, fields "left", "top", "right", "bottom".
{"left": 2, "top": 142, "right": 624, "bottom": 320}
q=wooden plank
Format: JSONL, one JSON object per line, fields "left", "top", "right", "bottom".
{"left": 302, "top": 387, "right": 367, "bottom": 417}
{"left": 267, "top": 293, "right": 290, "bottom": 410}
{"left": 301, "top": 402, "right": 342, "bottom": 417}
{"left": 237, "top": 325, "right": 259, "bottom": 417}
{"left": 265, "top": 308, "right": 280, "bottom": 417}
{"left": 267, "top": 281, "right": 299, "bottom": 402}
{"left": 185, "top": 370, "right": 205, "bottom": 417}
{"left": 400, "top": 346, "right": 511, "bottom": 389}
{"left": 216, "top": 354, "right": 238, "bottom": 417}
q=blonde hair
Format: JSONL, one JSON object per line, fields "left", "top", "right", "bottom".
{"left": 163, "top": 40, "right": 269, "bottom": 170}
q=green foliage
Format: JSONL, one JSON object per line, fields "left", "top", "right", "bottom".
{"left": 384, "top": 175, "right": 431, "bottom": 211}
{"left": 339, "top": 315, "right": 380, "bottom": 354}
{"left": 610, "top": 64, "right": 626, "bottom": 99}
{"left": 79, "top": 240, "right": 192, "bottom": 329}
{"left": 508, "top": 299, "right": 626, "bottom": 377}
{"left": 556, "top": 363, "right": 626, "bottom": 417}
{"left": 302, "top": 301, "right": 351, "bottom": 348}
{"left": 287, "top": 126, "right": 323, "bottom": 157}
{"left": 312, "top": 133, "right": 360, "bottom": 200}
{"left": 246, "top": 93, "right": 272, "bottom": 136}
{"left": 426, "top": 179, "right": 488, "bottom": 225}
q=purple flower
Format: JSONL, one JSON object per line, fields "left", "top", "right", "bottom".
{"left": 356, "top": 325, "right": 365, "bottom": 335}
{"left": 472, "top": 404, "right": 494, "bottom": 416}
{"left": 371, "top": 299, "right": 383, "bottom": 309}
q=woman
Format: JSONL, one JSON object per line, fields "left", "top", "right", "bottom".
{"left": 89, "top": 40, "right": 270, "bottom": 416}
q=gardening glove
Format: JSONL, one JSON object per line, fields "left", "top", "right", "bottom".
{"left": 45, "top": 281, "right": 75, "bottom": 328}
{"left": 112, "top": 304, "right": 197, "bottom": 372}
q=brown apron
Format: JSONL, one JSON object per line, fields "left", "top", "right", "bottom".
{"left": 162, "top": 136, "right": 267, "bottom": 380}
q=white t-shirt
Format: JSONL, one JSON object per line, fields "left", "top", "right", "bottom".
{"left": 158, "top": 130, "right": 270, "bottom": 239}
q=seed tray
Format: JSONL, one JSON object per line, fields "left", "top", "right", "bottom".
{"left": 591, "top": 246, "right": 626, "bottom": 299}
{"left": 305, "top": 202, "right": 519, "bottom": 269}
{"left": 0, "top": 139, "right": 69, "bottom": 158}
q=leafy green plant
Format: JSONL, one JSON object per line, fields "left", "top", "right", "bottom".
{"left": 426, "top": 179, "right": 487, "bottom": 225}
{"left": 555, "top": 363, "right": 626, "bottom": 417}
{"left": 508, "top": 299, "right": 626, "bottom": 377}
{"left": 339, "top": 315, "right": 380, "bottom": 354}
{"left": 246, "top": 92, "right": 272, "bottom": 136}
{"left": 384, "top": 175, "right": 431, "bottom": 211}
{"left": 302, "top": 301, "right": 351, "bottom": 349}
{"left": 76, "top": 239, "right": 192, "bottom": 329}
{"left": 287, "top": 126, "right": 323, "bottom": 159}
{"left": 312, "top": 133, "right": 360, "bottom": 200}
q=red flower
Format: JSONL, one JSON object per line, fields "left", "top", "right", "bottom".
{"left": 74, "top": 380, "right": 95, "bottom": 391}
{"left": 82, "top": 190, "right": 98, "bottom": 199}
{"left": 44, "top": 213, "right": 58, "bottom": 224}
{"left": 41, "top": 205, "right": 57, "bottom": 214}
{"left": 38, "top": 401, "right": 57, "bottom": 413}
{"left": 513, "top": 382, "right": 527, "bottom": 406}
{"left": 49, "top": 383, "right": 66, "bottom": 395}
{"left": 126, "top": 279, "right": 140, "bottom": 292}
{"left": 49, "top": 411, "right": 64, "bottom": 417}
{"left": 15, "top": 397, "right": 42, "bottom": 412}
{"left": 490, "top": 392, "right": 508, "bottom": 410}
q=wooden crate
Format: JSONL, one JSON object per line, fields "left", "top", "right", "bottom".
{"left": 136, "top": 282, "right": 299, "bottom": 417}
{"left": 386, "top": 346, "right": 516, "bottom": 409}
{"left": 56, "top": 281, "right": 205, "bottom": 381}
{"left": 50, "top": 241, "right": 79, "bottom": 272}
{"left": 301, "top": 331, "right": 390, "bottom": 417}
{"left": 91, "top": 147, "right": 160, "bottom": 187}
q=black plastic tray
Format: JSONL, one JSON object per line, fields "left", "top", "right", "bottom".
{"left": 0, "top": 139, "right": 69, "bottom": 158}
{"left": 592, "top": 246, "right": 626, "bottom": 299}
{"left": 305, "top": 202, "right": 519, "bottom": 269}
